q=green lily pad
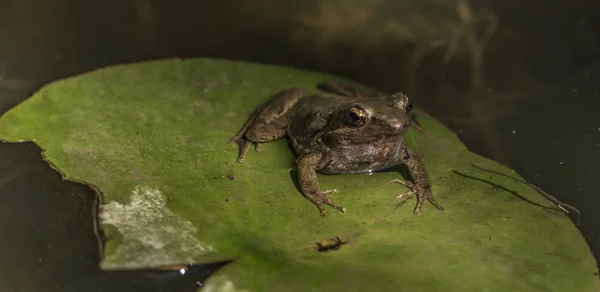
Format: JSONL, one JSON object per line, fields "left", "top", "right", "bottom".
{"left": 0, "top": 58, "right": 597, "bottom": 292}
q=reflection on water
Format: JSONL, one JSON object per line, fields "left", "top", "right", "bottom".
{"left": 138, "top": 261, "right": 233, "bottom": 291}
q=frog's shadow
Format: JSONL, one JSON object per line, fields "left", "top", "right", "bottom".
{"left": 288, "top": 165, "right": 413, "bottom": 198}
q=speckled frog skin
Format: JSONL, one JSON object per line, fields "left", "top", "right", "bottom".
{"left": 228, "top": 80, "right": 444, "bottom": 216}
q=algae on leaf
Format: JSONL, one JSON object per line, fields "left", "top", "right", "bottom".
{"left": 0, "top": 58, "right": 597, "bottom": 292}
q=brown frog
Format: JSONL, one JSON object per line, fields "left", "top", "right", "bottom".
{"left": 228, "top": 80, "right": 444, "bottom": 216}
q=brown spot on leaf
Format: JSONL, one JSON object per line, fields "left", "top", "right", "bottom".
{"left": 314, "top": 237, "right": 347, "bottom": 252}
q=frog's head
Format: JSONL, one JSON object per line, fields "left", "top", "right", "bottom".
{"left": 324, "top": 92, "right": 413, "bottom": 145}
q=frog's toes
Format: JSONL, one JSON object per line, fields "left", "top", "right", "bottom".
{"left": 309, "top": 189, "right": 345, "bottom": 217}
{"left": 321, "top": 191, "right": 346, "bottom": 214}
{"left": 392, "top": 179, "right": 444, "bottom": 213}
{"left": 321, "top": 189, "right": 339, "bottom": 195}
{"left": 254, "top": 143, "right": 262, "bottom": 152}
{"left": 227, "top": 135, "right": 241, "bottom": 144}
{"left": 395, "top": 190, "right": 417, "bottom": 202}
{"left": 426, "top": 197, "right": 445, "bottom": 211}
{"left": 413, "top": 190, "right": 445, "bottom": 214}
{"left": 235, "top": 139, "right": 253, "bottom": 163}
{"left": 391, "top": 179, "right": 413, "bottom": 188}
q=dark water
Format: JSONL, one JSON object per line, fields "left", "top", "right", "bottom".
{"left": 1, "top": 0, "right": 599, "bottom": 291}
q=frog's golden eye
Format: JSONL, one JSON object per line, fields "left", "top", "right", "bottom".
{"left": 348, "top": 106, "right": 368, "bottom": 127}
{"left": 390, "top": 92, "right": 412, "bottom": 114}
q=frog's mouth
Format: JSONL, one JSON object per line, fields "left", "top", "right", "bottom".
{"left": 324, "top": 131, "right": 405, "bottom": 146}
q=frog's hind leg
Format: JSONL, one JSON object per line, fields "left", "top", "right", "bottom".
{"left": 228, "top": 109, "right": 260, "bottom": 144}
{"left": 239, "top": 119, "right": 289, "bottom": 161}
{"left": 228, "top": 109, "right": 263, "bottom": 162}
{"left": 229, "top": 87, "right": 305, "bottom": 162}
{"left": 233, "top": 123, "right": 289, "bottom": 163}
{"left": 232, "top": 116, "right": 291, "bottom": 163}
{"left": 409, "top": 113, "right": 433, "bottom": 138}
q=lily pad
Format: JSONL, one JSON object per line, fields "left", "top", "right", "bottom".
{"left": 0, "top": 58, "right": 597, "bottom": 292}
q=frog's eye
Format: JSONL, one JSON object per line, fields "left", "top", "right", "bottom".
{"left": 404, "top": 95, "right": 413, "bottom": 113}
{"left": 390, "top": 92, "right": 412, "bottom": 114}
{"left": 348, "top": 106, "right": 368, "bottom": 127}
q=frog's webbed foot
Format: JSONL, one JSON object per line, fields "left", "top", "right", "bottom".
{"left": 227, "top": 136, "right": 262, "bottom": 163}
{"left": 254, "top": 143, "right": 262, "bottom": 152}
{"left": 391, "top": 179, "right": 444, "bottom": 214}
{"left": 410, "top": 114, "right": 433, "bottom": 138}
{"left": 228, "top": 87, "right": 304, "bottom": 163}
{"left": 411, "top": 121, "right": 432, "bottom": 138}
{"left": 226, "top": 134, "right": 241, "bottom": 144}
{"left": 306, "top": 189, "right": 346, "bottom": 217}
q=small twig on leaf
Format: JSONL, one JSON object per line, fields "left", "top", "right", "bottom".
{"left": 471, "top": 164, "right": 581, "bottom": 225}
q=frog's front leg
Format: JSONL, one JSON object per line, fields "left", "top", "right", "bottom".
{"left": 297, "top": 152, "right": 346, "bottom": 217}
{"left": 392, "top": 145, "right": 444, "bottom": 214}
{"left": 228, "top": 88, "right": 304, "bottom": 162}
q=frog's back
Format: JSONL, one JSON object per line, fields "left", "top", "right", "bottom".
{"left": 296, "top": 94, "right": 355, "bottom": 112}
{"left": 286, "top": 94, "right": 344, "bottom": 154}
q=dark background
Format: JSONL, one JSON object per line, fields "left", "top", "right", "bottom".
{"left": 1, "top": 0, "right": 599, "bottom": 291}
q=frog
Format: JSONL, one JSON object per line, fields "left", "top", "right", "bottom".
{"left": 227, "top": 80, "right": 444, "bottom": 217}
